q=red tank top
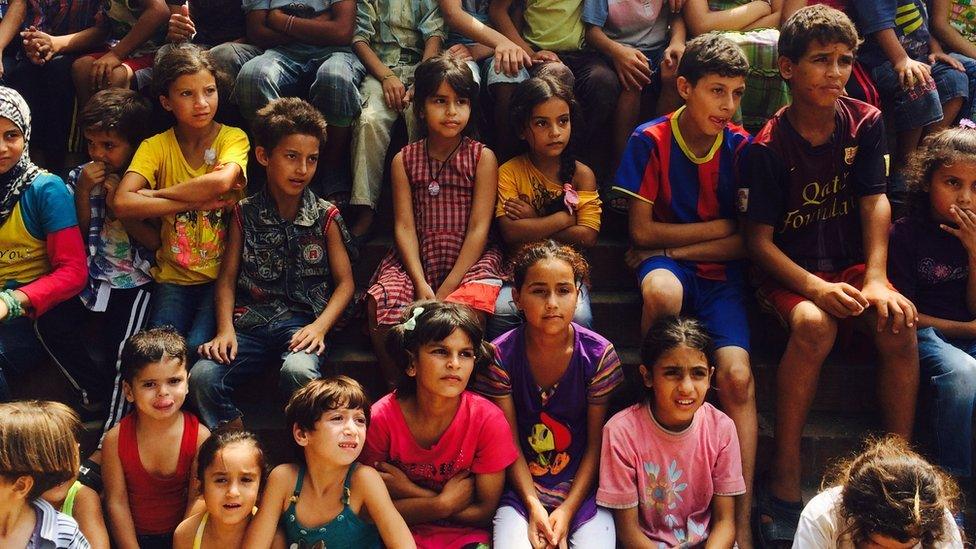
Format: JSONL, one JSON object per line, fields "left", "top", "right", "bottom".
{"left": 118, "top": 411, "right": 200, "bottom": 535}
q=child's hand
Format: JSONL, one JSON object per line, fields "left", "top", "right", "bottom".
{"left": 382, "top": 74, "right": 408, "bottom": 111}
{"left": 526, "top": 500, "right": 555, "bottom": 549}
{"left": 437, "top": 471, "right": 474, "bottom": 515}
{"left": 21, "top": 27, "right": 54, "bottom": 66}
{"left": 199, "top": 331, "right": 238, "bottom": 364}
{"left": 894, "top": 57, "right": 932, "bottom": 89}
{"left": 942, "top": 205, "right": 976, "bottom": 255}
{"left": 91, "top": 51, "right": 122, "bottom": 90}
{"left": 167, "top": 5, "right": 196, "bottom": 43}
{"left": 860, "top": 282, "right": 917, "bottom": 333}
{"left": 503, "top": 195, "right": 538, "bottom": 220}
{"left": 79, "top": 161, "right": 107, "bottom": 193}
{"left": 375, "top": 462, "right": 420, "bottom": 499}
{"left": 414, "top": 281, "right": 436, "bottom": 301}
{"left": 447, "top": 44, "right": 474, "bottom": 61}
{"left": 547, "top": 506, "right": 572, "bottom": 549}
{"left": 611, "top": 46, "right": 652, "bottom": 91}
{"left": 668, "top": 0, "right": 686, "bottom": 11}
{"left": 0, "top": 297, "right": 9, "bottom": 322}
{"left": 103, "top": 173, "right": 121, "bottom": 202}
{"left": 662, "top": 40, "right": 685, "bottom": 74}
{"left": 812, "top": 281, "right": 868, "bottom": 319}
{"left": 929, "top": 51, "right": 965, "bottom": 72}
{"left": 494, "top": 40, "right": 532, "bottom": 77}
{"left": 288, "top": 323, "right": 327, "bottom": 355}
{"left": 533, "top": 50, "right": 560, "bottom": 64}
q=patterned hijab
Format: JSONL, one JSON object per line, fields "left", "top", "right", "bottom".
{"left": 0, "top": 86, "right": 41, "bottom": 226}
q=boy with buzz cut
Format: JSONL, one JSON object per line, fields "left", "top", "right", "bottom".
{"left": 613, "top": 32, "right": 758, "bottom": 549}
{"left": 189, "top": 98, "right": 356, "bottom": 430}
{"left": 741, "top": 5, "right": 920, "bottom": 545}
{"left": 37, "top": 88, "right": 162, "bottom": 489}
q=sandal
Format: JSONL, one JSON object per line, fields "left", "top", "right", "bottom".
{"left": 755, "top": 484, "right": 803, "bottom": 547}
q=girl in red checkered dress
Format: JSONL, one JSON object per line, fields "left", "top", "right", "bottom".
{"left": 367, "top": 53, "right": 505, "bottom": 386}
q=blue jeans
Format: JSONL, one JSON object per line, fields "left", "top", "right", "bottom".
{"left": 0, "top": 316, "right": 44, "bottom": 401}
{"left": 148, "top": 283, "right": 216, "bottom": 354}
{"left": 486, "top": 284, "right": 593, "bottom": 341}
{"left": 918, "top": 327, "right": 976, "bottom": 477}
{"left": 189, "top": 312, "right": 325, "bottom": 427}
{"left": 230, "top": 44, "right": 366, "bottom": 126}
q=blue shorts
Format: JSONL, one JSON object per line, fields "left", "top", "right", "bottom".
{"left": 870, "top": 53, "right": 976, "bottom": 131}
{"left": 637, "top": 256, "right": 750, "bottom": 351}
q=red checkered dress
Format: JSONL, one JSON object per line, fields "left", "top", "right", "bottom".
{"left": 368, "top": 137, "right": 505, "bottom": 326}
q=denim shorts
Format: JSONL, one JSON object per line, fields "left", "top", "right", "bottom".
{"left": 638, "top": 256, "right": 750, "bottom": 351}
{"left": 870, "top": 54, "right": 976, "bottom": 131}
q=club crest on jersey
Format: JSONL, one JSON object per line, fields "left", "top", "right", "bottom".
{"left": 302, "top": 243, "right": 324, "bottom": 264}
{"left": 844, "top": 146, "right": 857, "bottom": 165}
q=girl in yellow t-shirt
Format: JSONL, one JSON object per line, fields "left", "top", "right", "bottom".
{"left": 114, "top": 44, "right": 249, "bottom": 352}
{"left": 488, "top": 76, "right": 601, "bottom": 339}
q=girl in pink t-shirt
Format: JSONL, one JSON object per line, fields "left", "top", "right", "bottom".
{"left": 597, "top": 316, "right": 745, "bottom": 548}
{"left": 360, "top": 301, "right": 519, "bottom": 549}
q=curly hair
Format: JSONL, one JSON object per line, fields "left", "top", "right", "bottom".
{"left": 825, "top": 436, "right": 960, "bottom": 548}
{"left": 510, "top": 239, "right": 590, "bottom": 289}
{"left": 779, "top": 4, "right": 860, "bottom": 63}
{"left": 509, "top": 75, "right": 582, "bottom": 186}
{"left": 252, "top": 97, "right": 328, "bottom": 151}
{"left": 903, "top": 127, "right": 976, "bottom": 217}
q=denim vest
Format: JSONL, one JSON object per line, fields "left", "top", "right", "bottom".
{"left": 234, "top": 188, "right": 350, "bottom": 330}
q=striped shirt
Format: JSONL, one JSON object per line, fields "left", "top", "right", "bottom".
{"left": 28, "top": 498, "right": 90, "bottom": 549}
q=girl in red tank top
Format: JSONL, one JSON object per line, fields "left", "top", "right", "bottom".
{"left": 101, "top": 328, "right": 211, "bottom": 549}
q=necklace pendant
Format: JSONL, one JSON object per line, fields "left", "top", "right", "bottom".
{"left": 428, "top": 180, "right": 440, "bottom": 196}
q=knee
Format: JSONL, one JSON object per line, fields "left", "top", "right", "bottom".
{"left": 71, "top": 57, "right": 92, "bottom": 79}
{"left": 788, "top": 304, "right": 837, "bottom": 354}
{"left": 188, "top": 360, "right": 221, "bottom": 395}
{"left": 108, "top": 67, "right": 129, "bottom": 88}
{"left": 280, "top": 353, "right": 320, "bottom": 392}
{"left": 586, "top": 64, "right": 621, "bottom": 98}
{"left": 716, "top": 361, "right": 755, "bottom": 405}
{"left": 875, "top": 325, "right": 918, "bottom": 357}
{"left": 641, "top": 272, "right": 683, "bottom": 314}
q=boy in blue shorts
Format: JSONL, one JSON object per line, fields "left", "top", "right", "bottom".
{"left": 613, "top": 33, "right": 757, "bottom": 549}
{"left": 852, "top": 0, "right": 976, "bottom": 197}
{"left": 742, "top": 6, "right": 919, "bottom": 545}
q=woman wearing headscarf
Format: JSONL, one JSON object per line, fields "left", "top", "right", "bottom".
{"left": 0, "top": 86, "right": 86, "bottom": 401}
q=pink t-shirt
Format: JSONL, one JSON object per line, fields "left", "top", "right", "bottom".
{"left": 360, "top": 391, "right": 518, "bottom": 549}
{"left": 597, "top": 402, "right": 745, "bottom": 547}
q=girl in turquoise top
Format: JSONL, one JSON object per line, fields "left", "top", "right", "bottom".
{"left": 245, "top": 377, "right": 415, "bottom": 549}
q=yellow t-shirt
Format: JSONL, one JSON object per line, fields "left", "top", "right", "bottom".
{"left": 496, "top": 155, "right": 601, "bottom": 232}
{"left": 524, "top": 0, "right": 585, "bottom": 52}
{"left": 127, "top": 125, "right": 249, "bottom": 284}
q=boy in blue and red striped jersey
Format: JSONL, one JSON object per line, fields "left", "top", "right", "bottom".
{"left": 612, "top": 32, "right": 757, "bottom": 549}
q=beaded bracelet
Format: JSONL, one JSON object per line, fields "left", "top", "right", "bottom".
{"left": 0, "top": 290, "right": 23, "bottom": 321}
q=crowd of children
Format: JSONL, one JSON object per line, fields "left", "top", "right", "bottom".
{"left": 4, "top": 0, "right": 976, "bottom": 547}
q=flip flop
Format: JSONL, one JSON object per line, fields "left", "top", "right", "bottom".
{"left": 755, "top": 484, "right": 803, "bottom": 547}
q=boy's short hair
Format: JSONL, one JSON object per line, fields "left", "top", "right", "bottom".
{"left": 677, "top": 33, "right": 749, "bottom": 85}
{"left": 0, "top": 400, "right": 80, "bottom": 499}
{"left": 119, "top": 327, "right": 187, "bottom": 383}
{"left": 79, "top": 88, "right": 153, "bottom": 146}
{"left": 252, "top": 97, "right": 328, "bottom": 152}
{"left": 779, "top": 4, "right": 859, "bottom": 62}
{"left": 285, "top": 376, "right": 371, "bottom": 433}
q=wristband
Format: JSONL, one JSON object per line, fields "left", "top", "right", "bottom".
{"left": 382, "top": 73, "right": 397, "bottom": 81}
{"left": 0, "top": 290, "right": 24, "bottom": 321}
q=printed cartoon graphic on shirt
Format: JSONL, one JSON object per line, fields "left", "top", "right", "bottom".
{"left": 644, "top": 459, "right": 705, "bottom": 548}
{"left": 527, "top": 412, "right": 572, "bottom": 476}
{"left": 168, "top": 208, "right": 226, "bottom": 270}
{"left": 918, "top": 257, "right": 968, "bottom": 285}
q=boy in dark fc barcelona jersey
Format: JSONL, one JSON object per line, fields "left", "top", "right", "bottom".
{"left": 740, "top": 5, "right": 919, "bottom": 545}
{"left": 613, "top": 32, "right": 757, "bottom": 548}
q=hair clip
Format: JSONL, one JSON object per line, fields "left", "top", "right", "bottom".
{"left": 959, "top": 118, "right": 976, "bottom": 129}
{"left": 563, "top": 183, "right": 579, "bottom": 214}
{"left": 402, "top": 306, "right": 424, "bottom": 331}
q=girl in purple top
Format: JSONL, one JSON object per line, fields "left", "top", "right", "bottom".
{"left": 475, "top": 240, "right": 623, "bottom": 548}
{"left": 889, "top": 126, "right": 976, "bottom": 478}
